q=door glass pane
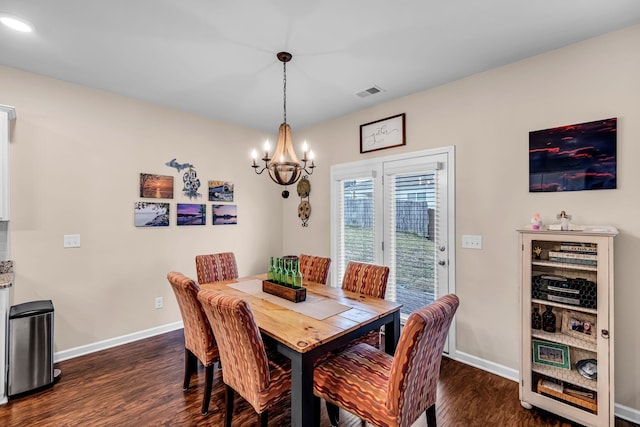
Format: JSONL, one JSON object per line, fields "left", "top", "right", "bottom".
{"left": 387, "top": 172, "right": 437, "bottom": 318}
{"left": 339, "top": 178, "right": 375, "bottom": 281}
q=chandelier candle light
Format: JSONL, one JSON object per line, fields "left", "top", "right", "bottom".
{"left": 251, "top": 51, "right": 315, "bottom": 198}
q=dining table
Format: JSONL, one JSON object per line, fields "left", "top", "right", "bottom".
{"left": 201, "top": 273, "right": 402, "bottom": 427}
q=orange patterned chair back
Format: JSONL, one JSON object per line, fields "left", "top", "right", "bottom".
{"left": 299, "top": 254, "right": 331, "bottom": 285}
{"left": 197, "top": 289, "right": 291, "bottom": 414}
{"left": 195, "top": 252, "right": 238, "bottom": 284}
{"left": 388, "top": 294, "right": 459, "bottom": 425}
{"left": 166, "top": 271, "right": 218, "bottom": 366}
{"left": 341, "top": 261, "right": 389, "bottom": 299}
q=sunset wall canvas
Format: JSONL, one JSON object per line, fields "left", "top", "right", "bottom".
{"left": 212, "top": 204, "right": 237, "bottom": 225}
{"left": 140, "top": 173, "right": 174, "bottom": 199}
{"left": 176, "top": 203, "right": 206, "bottom": 226}
{"left": 529, "top": 118, "right": 617, "bottom": 192}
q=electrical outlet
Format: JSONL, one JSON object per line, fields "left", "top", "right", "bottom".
{"left": 462, "top": 234, "right": 482, "bottom": 249}
{"left": 155, "top": 297, "right": 163, "bottom": 309}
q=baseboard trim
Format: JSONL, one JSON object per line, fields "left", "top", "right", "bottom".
{"left": 53, "top": 321, "right": 183, "bottom": 363}
{"left": 454, "top": 350, "right": 519, "bottom": 382}
{"left": 615, "top": 403, "right": 640, "bottom": 425}
{"left": 454, "top": 351, "right": 640, "bottom": 423}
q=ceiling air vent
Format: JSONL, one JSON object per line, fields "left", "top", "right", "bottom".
{"left": 356, "top": 85, "right": 385, "bottom": 98}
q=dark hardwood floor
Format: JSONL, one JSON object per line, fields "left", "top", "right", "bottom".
{"left": 0, "top": 329, "right": 636, "bottom": 426}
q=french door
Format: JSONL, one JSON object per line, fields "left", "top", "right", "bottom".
{"left": 331, "top": 147, "right": 455, "bottom": 351}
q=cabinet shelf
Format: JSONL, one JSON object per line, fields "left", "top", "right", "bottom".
{"left": 531, "top": 260, "right": 597, "bottom": 272}
{"left": 531, "top": 329, "right": 597, "bottom": 352}
{"left": 531, "top": 299, "right": 597, "bottom": 315}
{"left": 532, "top": 363, "right": 598, "bottom": 391}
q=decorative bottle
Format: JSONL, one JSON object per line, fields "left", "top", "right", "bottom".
{"left": 293, "top": 260, "right": 303, "bottom": 289}
{"left": 267, "top": 257, "right": 275, "bottom": 282}
{"left": 531, "top": 306, "right": 542, "bottom": 330}
{"left": 275, "top": 258, "right": 283, "bottom": 284}
{"left": 287, "top": 260, "right": 296, "bottom": 287}
{"left": 542, "top": 305, "right": 556, "bottom": 333}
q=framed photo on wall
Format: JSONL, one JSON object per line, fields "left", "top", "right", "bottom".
{"left": 139, "top": 173, "right": 174, "bottom": 199}
{"left": 134, "top": 202, "right": 169, "bottom": 227}
{"left": 360, "top": 113, "right": 406, "bottom": 153}
{"left": 176, "top": 203, "right": 206, "bottom": 226}
{"left": 212, "top": 204, "right": 237, "bottom": 225}
{"left": 529, "top": 118, "right": 617, "bottom": 192}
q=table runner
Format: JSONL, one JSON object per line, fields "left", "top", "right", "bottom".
{"left": 228, "top": 280, "right": 351, "bottom": 320}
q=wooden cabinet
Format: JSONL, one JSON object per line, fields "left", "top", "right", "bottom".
{"left": 0, "top": 105, "right": 16, "bottom": 221}
{"left": 518, "top": 229, "right": 616, "bottom": 427}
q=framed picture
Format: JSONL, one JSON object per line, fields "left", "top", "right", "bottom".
{"left": 212, "top": 204, "right": 237, "bottom": 225}
{"left": 532, "top": 340, "right": 570, "bottom": 370}
{"left": 208, "top": 180, "right": 234, "bottom": 202}
{"left": 176, "top": 203, "right": 206, "bottom": 226}
{"left": 529, "top": 117, "right": 617, "bottom": 192}
{"left": 360, "top": 113, "right": 406, "bottom": 153}
{"left": 134, "top": 202, "right": 169, "bottom": 227}
{"left": 139, "top": 173, "right": 174, "bottom": 199}
{"left": 561, "top": 310, "right": 597, "bottom": 343}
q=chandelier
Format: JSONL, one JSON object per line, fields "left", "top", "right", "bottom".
{"left": 251, "top": 51, "right": 315, "bottom": 198}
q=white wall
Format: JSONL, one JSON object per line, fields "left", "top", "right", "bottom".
{"left": 284, "top": 25, "right": 640, "bottom": 413}
{"left": 0, "top": 65, "right": 284, "bottom": 351}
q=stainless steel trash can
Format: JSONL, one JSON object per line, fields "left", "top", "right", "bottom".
{"left": 8, "top": 300, "right": 54, "bottom": 397}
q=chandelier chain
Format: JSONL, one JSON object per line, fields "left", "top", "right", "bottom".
{"left": 283, "top": 61, "right": 287, "bottom": 124}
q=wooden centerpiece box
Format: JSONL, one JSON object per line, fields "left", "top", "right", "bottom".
{"left": 262, "top": 280, "right": 306, "bottom": 303}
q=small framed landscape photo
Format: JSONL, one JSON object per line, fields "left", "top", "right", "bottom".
{"left": 561, "top": 310, "right": 597, "bottom": 343}
{"left": 208, "top": 180, "right": 234, "bottom": 202}
{"left": 532, "top": 340, "right": 570, "bottom": 370}
{"left": 177, "top": 203, "right": 206, "bottom": 226}
{"left": 140, "top": 173, "right": 174, "bottom": 199}
{"left": 212, "top": 204, "right": 237, "bottom": 225}
{"left": 134, "top": 202, "right": 170, "bottom": 227}
{"left": 360, "top": 113, "right": 406, "bottom": 153}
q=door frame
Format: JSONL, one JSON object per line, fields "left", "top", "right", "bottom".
{"left": 330, "top": 146, "right": 457, "bottom": 356}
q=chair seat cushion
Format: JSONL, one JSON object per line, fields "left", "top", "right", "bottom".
{"left": 314, "top": 343, "right": 396, "bottom": 426}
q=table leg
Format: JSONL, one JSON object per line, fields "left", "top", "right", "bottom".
{"left": 384, "top": 310, "right": 401, "bottom": 355}
{"left": 278, "top": 344, "right": 318, "bottom": 427}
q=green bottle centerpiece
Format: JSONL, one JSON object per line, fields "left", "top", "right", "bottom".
{"left": 267, "top": 256, "right": 275, "bottom": 282}
{"left": 293, "top": 260, "right": 303, "bottom": 289}
{"left": 285, "top": 260, "right": 293, "bottom": 287}
{"left": 275, "top": 257, "right": 283, "bottom": 284}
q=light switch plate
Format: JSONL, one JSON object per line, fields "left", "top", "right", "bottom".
{"left": 462, "top": 234, "right": 482, "bottom": 249}
{"left": 63, "top": 234, "right": 81, "bottom": 248}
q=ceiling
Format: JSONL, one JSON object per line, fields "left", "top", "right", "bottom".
{"left": 1, "top": 1, "right": 640, "bottom": 132}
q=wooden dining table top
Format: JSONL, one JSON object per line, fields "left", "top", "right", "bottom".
{"left": 200, "top": 273, "right": 402, "bottom": 354}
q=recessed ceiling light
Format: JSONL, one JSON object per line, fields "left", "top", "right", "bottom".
{"left": 0, "top": 14, "right": 33, "bottom": 33}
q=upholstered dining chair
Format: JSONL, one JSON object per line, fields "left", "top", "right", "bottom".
{"left": 299, "top": 253, "right": 332, "bottom": 285}
{"left": 197, "top": 289, "right": 291, "bottom": 427}
{"left": 314, "top": 294, "right": 460, "bottom": 427}
{"left": 166, "top": 271, "right": 220, "bottom": 415}
{"left": 195, "top": 252, "right": 238, "bottom": 284}
{"left": 341, "top": 261, "right": 390, "bottom": 348}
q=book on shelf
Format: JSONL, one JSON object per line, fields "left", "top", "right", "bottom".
{"left": 560, "top": 242, "right": 598, "bottom": 254}
{"left": 548, "top": 257, "right": 597, "bottom": 266}
{"left": 548, "top": 251, "right": 597, "bottom": 261}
